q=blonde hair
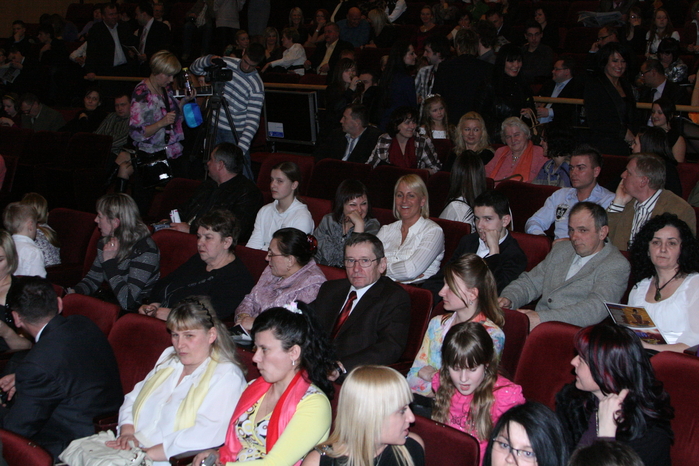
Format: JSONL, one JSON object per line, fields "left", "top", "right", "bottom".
{"left": 392, "top": 174, "right": 429, "bottom": 219}
{"left": 318, "top": 366, "right": 415, "bottom": 466}
{"left": 20, "top": 193, "right": 59, "bottom": 247}
{"left": 3, "top": 203, "right": 37, "bottom": 235}
{"left": 368, "top": 8, "right": 390, "bottom": 36}
{"left": 0, "top": 230, "right": 18, "bottom": 275}
{"left": 150, "top": 50, "right": 181, "bottom": 76}
{"left": 455, "top": 112, "right": 491, "bottom": 153}
{"left": 95, "top": 194, "right": 151, "bottom": 263}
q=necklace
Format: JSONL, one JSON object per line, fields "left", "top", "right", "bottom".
{"left": 654, "top": 270, "right": 681, "bottom": 301}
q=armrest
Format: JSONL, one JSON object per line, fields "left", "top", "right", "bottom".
{"left": 93, "top": 411, "right": 119, "bottom": 434}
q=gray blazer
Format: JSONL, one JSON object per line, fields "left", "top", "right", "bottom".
{"left": 501, "top": 241, "right": 630, "bottom": 327}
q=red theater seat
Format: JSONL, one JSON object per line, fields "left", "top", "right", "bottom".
{"left": 0, "top": 429, "right": 52, "bottom": 466}
{"left": 151, "top": 229, "right": 198, "bottom": 278}
{"left": 62, "top": 294, "right": 120, "bottom": 336}
{"left": 411, "top": 415, "right": 480, "bottom": 466}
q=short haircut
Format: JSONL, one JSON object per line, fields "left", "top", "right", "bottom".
{"left": 643, "top": 58, "right": 665, "bottom": 75}
{"left": 358, "top": 68, "right": 378, "bottom": 84}
{"left": 102, "top": 3, "right": 118, "bottom": 15}
{"left": 196, "top": 209, "right": 241, "bottom": 250}
{"left": 212, "top": 142, "right": 245, "bottom": 175}
{"left": 20, "top": 93, "right": 39, "bottom": 106}
{"left": 114, "top": 92, "right": 131, "bottom": 103}
{"left": 281, "top": 27, "right": 300, "bottom": 44}
{"left": 424, "top": 35, "right": 450, "bottom": 59}
{"left": 345, "top": 232, "right": 385, "bottom": 259}
{"left": 474, "top": 20, "right": 497, "bottom": 48}
{"left": 0, "top": 230, "right": 18, "bottom": 275}
{"left": 7, "top": 276, "right": 58, "bottom": 324}
{"left": 325, "top": 22, "right": 340, "bottom": 34}
{"left": 486, "top": 5, "right": 504, "bottom": 19}
{"left": 473, "top": 190, "right": 510, "bottom": 218}
{"left": 346, "top": 104, "right": 368, "bottom": 127}
{"left": 37, "top": 25, "right": 54, "bottom": 38}
{"left": 501, "top": 116, "right": 531, "bottom": 140}
{"left": 570, "top": 201, "right": 608, "bottom": 231}
{"left": 571, "top": 143, "right": 603, "bottom": 169}
{"left": 558, "top": 55, "right": 577, "bottom": 73}
{"left": 597, "top": 42, "right": 630, "bottom": 74}
{"left": 386, "top": 106, "right": 418, "bottom": 138}
{"left": 12, "top": 20, "right": 26, "bottom": 28}
{"left": 3, "top": 202, "right": 37, "bottom": 234}
{"left": 631, "top": 153, "right": 666, "bottom": 190}
{"left": 600, "top": 25, "right": 619, "bottom": 40}
{"left": 246, "top": 42, "right": 266, "bottom": 64}
{"left": 137, "top": 1, "right": 153, "bottom": 17}
{"left": 653, "top": 96, "right": 676, "bottom": 123}
{"left": 657, "top": 37, "right": 681, "bottom": 61}
{"left": 150, "top": 50, "right": 181, "bottom": 76}
{"left": 455, "top": 28, "right": 479, "bottom": 55}
{"left": 332, "top": 179, "right": 372, "bottom": 223}
{"left": 525, "top": 20, "right": 542, "bottom": 33}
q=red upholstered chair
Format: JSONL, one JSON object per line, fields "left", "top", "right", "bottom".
{"left": 431, "top": 139, "right": 454, "bottom": 165}
{"left": 319, "top": 264, "right": 347, "bottom": 281}
{"left": 16, "top": 131, "right": 71, "bottom": 199}
{"left": 0, "top": 155, "right": 19, "bottom": 201}
{"left": 651, "top": 351, "right": 699, "bottom": 466}
{"left": 513, "top": 321, "right": 579, "bottom": 410}
{"left": 81, "top": 227, "right": 103, "bottom": 277}
{"left": 411, "top": 415, "right": 480, "bottom": 466}
{"left": 372, "top": 207, "right": 396, "bottom": 226}
{"left": 432, "top": 217, "right": 470, "bottom": 269}
{"left": 426, "top": 170, "right": 451, "bottom": 217}
{"left": 495, "top": 181, "right": 560, "bottom": 233}
{"left": 389, "top": 284, "right": 433, "bottom": 375}
{"left": 510, "top": 231, "right": 552, "bottom": 271}
{"left": 255, "top": 152, "right": 315, "bottom": 196}
{"left": 300, "top": 196, "right": 332, "bottom": 227}
{"left": 306, "top": 159, "right": 372, "bottom": 200}
{"left": 61, "top": 293, "right": 120, "bottom": 336}
{"left": 235, "top": 245, "right": 269, "bottom": 282}
{"left": 500, "top": 308, "right": 530, "bottom": 379}
{"left": 46, "top": 208, "right": 99, "bottom": 287}
{"left": 152, "top": 229, "right": 198, "bottom": 279}
{"left": 599, "top": 154, "right": 628, "bottom": 192}
{"left": 677, "top": 162, "right": 699, "bottom": 200}
{"left": 146, "top": 178, "right": 203, "bottom": 222}
{"left": 0, "top": 127, "right": 32, "bottom": 158}
{"left": 365, "top": 165, "right": 430, "bottom": 210}
{"left": 237, "top": 347, "right": 261, "bottom": 381}
{"left": 298, "top": 74, "right": 327, "bottom": 85}
{"left": 0, "top": 429, "right": 53, "bottom": 466}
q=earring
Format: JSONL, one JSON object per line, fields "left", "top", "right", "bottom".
{"left": 467, "top": 299, "right": 473, "bottom": 307}
{"left": 292, "top": 359, "right": 296, "bottom": 366}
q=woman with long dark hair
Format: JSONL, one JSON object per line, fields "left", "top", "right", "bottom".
{"left": 439, "top": 154, "right": 486, "bottom": 227}
{"left": 631, "top": 126, "right": 682, "bottom": 196}
{"left": 378, "top": 40, "right": 417, "bottom": 131}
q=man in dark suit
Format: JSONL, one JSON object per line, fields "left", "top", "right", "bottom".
{"left": 432, "top": 28, "right": 493, "bottom": 125}
{"left": 637, "top": 58, "right": 687, "bottom": 126}
{"left": 311, "top": 233, "right": 411, "bottom": 376}
{"left": 305, "top": 22, "right": 354, "bottom": 76}
{"left": 134, "top": 1, "right": 172, "bottom": 75}
{"left": 314, "top": 104, "right": 382, "bottom": 163}
{"left": 3, "top": 48, "right": 41, "bottom": 98}
{"left": 536, "top": 56, "right": 585, "bottom": 127}
{"left": 0, "top": 277, "right": 122, "bottom": 459}
{"left": 20, "top": 93, "right": 65, "bottom": 132}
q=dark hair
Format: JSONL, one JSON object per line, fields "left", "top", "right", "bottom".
{"left": 525, "top": 20, "right": 542, "bottom": 33}
{"left": 543, "top": 126, "right": 575, "bottom": 159}
{"left": 332, "top": 180, "right": 372, "bottom": 223}
{"left": 114, "top": 92, "right": 131, "bottom": 103}
{"left": 213, "top": 142, "right": 245, "bottom": 174}
{"left": 643, "top": 58, "right": 665, "bottom": 75}
{"left": 84, "top": 86, "right": 101, "bottom": 101}
{"left": 196, "top": 209, "right": 241, "bottom": 251}
{"left": 473, "top": 190, "right": 510, "bottom": 219}
{"left": 569, "top": 440, "right": 644, "bottom": 466}
{"left": 424, "top": 35, "right": 450, "bottom": 60}
{"left": 272, "top": 161, "right": 302, "bottom": 197}
{"left": 652, "top": 97, "right": 676, "bottom": 126}
{"left": 597, "top": 42, "right": 631, "bottom": 75}
{"left": 558, "top": 54, "right": 577, "bottom": 74}
{"left": 637, "top": 127, "right": 674, "bottom": 171}
{"left": 446, "top": 152, "right": 486, "bottom": 209}
{"left": 37, "top": 25, "right": 54, "bottom": 38}
{"left": 386, "top": 106, "right": 417, "bottom": 138}
{"left": 137, "top": 1, "right": 153, "bottom": 17}
{"left": 281, "top": 27, "right": 300, "bottom": 44}
{"left": 455, "top": 28, "right": 479, "bottom": 55}
{"left": 483, "top": 402, "right": 569, "bottom": 466}
{"left": 252, "top": 304, "right": 336, "bottom": 397}
{"left": 7, "top": 276, "right": 58, "bottom": 325}
{"left": 485, "top": 5, "right": 504, "bottom": 19}
{"left": 357, "top": 68, "right": 378, "bottom": 85}
{"left": 494, "top": 43, "right": 524, "bottom": 84}
{"left": 657, "top": 37, "right": 681, "bottom": 62}
{"left": 556, "top": 323, "right": 674, "bottom": 446}
{"left": 344, "top": 232, "right": 384, "bottom": 259}
{"left": 12, "top": 20, "right": 26, "bottom": 28}
{"left": 628, "top": 212, "right": 699, "bottom": 282}
{"left": 569, "top": 201, "right": 608, "bottom": 231}
{"left": 272, "top": 228, "right": 316, "bottom": 266}
{"left": 102, "top": 3, "right": 118, "bottom": 15}
{"left": 345, "top": 104, "right": 368, "bottom": 127}
{"left": 380, "top": 40, "right": 413, "bottom": 108}
{"left": 246, "top": 43, "right": 266, "bottom": 64}
{"left": 329, "top": 58, "right": 356, "bottom": 95}
{"left": 20, "top": 92, "right": 39, "bottom": 106}
{"left": 572, "top": 144, "right": 603, "bottom": 169}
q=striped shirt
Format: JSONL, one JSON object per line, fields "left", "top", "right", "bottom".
{"left": 190, "top": 55, "right": 265, "bottom": 153}
{"left": 607, "top": 188, "right": 662, "bottom": 247}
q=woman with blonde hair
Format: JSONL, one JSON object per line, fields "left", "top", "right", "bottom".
{"left": 20, "top": 193, "right": 60, "bottom": 266}
{"left": 445, "top": 112, "right": 494, "bottom": 170}
{"left": 377, "top": 174, "right": 444, "bottom": 284}
{"left": 0, "top": 230, "right": 31, "bottom": 351}
{"left": 366, "top": 8, "right": 396, "bottom": 48}
{"left": 484, "top": 116, "right": 546, "bottom": 185}
{"left": 303, "top": 365, "right": 425, "bottom": 466}
{"left": 70, "top": 193, "right": 160, "bottom": 311}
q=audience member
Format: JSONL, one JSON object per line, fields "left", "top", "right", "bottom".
{"left": 288, "top": 8, "right": 309, "bottom": 46}
{"left": 419, "top": 94, "right": 453, "bottom": 141}
{"left": 259, "top": 27, "right": 283, "bottom": 68}
{"left": 5, "top": 49, "right": 41, "bottom": 99}
{"left": 500, "top": 202, "right": 630, "bottom": 329}
{"left": 0, "top": 92, "right": 21, "bottom": 127}
{"left": 181, "top": 0, "right": 215, "bottom": 61}
{"left": 366, "top": 8, "right": 396, "bottom": 48}
{"left": 19, "top": 193, "right": 60, "bottom": 267}
{"left": 0, "top": 276, "right": 122, "bottom": 459}
{"left": 216, "top": 2, "right": 244, "bottom": 56}
{"left": 657, "top": 38, "right": 688, "bottom": 83}
{"left": 445, "top": 112, "right": 494, "bottom": 170}
{"left": 485, "top": 117, "right": 546, "bottom": 184}
{"left": 412, "top": 5, "right": 438, "bottom": 55}
{"left": 533, "top": 6, "right": 560, "bottom": 51}
{"left": 338, "top": 7, "right": 370, "bottom": 47}
{"left": 649, "top": 97, "right": 686, "bottom": 162}
{"left": 313, "top": 104, "right": 382, "bottom": 164}
{"left": 305, "top": 9, "right": 330, "bottom": 47}
{"left": 536, "top": 57, "right": 584, "bottom": 126}
{"left": 447, "top": 11, "right": 472, "bottom": 45}
{"left": 0, "top": 231, "right": 32, "bottom": 351}
{"left": 61, "top": 87, "right": 107, "bottom": 134}
{"left": 305, "top": 22, "right": 353, "bottom": 76}
{"left": 7, "top": 21, "right": 33, "bottom": 56}
{"left": 378, "top": 40, "right": 418, "bottom": 131}
{"left": 323, "top": 58, "right": 360, "bottom": 137}
{"left": 631, "top": 127, "right": 682, "bottom": 197}
{"left": 485, "top": 6, "right": 512, "bottom": 49}
{"left": 520, "top": 21, "right": 553, "bottom": 83}
{"left": 607, "top": 153, "right": 695, "bottom": 251}
{"left": 532, "top": 126, "right": 574, "bottom": 187}
{"left": 311, "top": 233, "right": 411, "bottom": 373}
{"left": 637, "top": 58, "right": 686, "bottom": 127}
{"left": 260, "top": 28, "right": 306, "bottom": 75}
{"left": 314, "top": 180, "right": 380, "bottom": 268}
{"left": 646, "top": 8, "right": 679, "bottom": 56}
{"left": 3, "top": 203, "right": 46, "bottom": 278}
{"left": 96, "top": 93, "right": 132, "bottom": 158}
{"left": 85, "top": 3, "right": 136, "bottom": 85}
{"left": 415, "top": 35, "right": 449, "bottom": 105}
{"left": 20, "top": 93, "right": 65, "bottom": 131}
{"left": 439, "top": 153, "right": 486, "bottom": 228}
{"left": 585, "top": 25, "right": 620, "bottom": 73}
{"left": 473, "top": 20, "right": 497, "bottom": 64}
{"left": 527, "top": 145, "right": 614, "bottom": 239}
{"left": 568, "top": 440, "right": 644, "bottom": 466}
{"left": 134, "top": 1, "right": 172, "bottom": 74}
{"left": 152, "top": 3, "right": 171, "bottom": 30}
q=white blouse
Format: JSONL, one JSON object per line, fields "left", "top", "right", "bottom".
{"left": 627, "top": 273, "right": 699, "bottom": 346}
{"left": 269, "top": 43, "right": 307, "bottom": 75}
{"left": 439, "top": 197, "right": 475, "bottom": 229}
{"left": 118, "top": 347, "right": 247, "bottom": 465}
{"left": 377, "top": 217, "right": 444, "bottom": 284}
{"left": 246, "top": 198, "right": 315, "bottom": 250}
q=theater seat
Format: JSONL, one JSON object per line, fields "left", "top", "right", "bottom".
{"left": 426, "top": 170, "right": 451, "bottom": 217}
{"left": 432, "top": 217, "right": 470, "bottom": 269}
{"left": 62, "top": 294, "right": 120, "bottom": 336}
{"left": 510, "top": 231, "right": 552, "bottom": 271}
{"left": 366, "top": 165, "right": 430, "bottom": 210}
{"left": 372, "top": 207, "right": 396, "bottom": 226}
{"left": 389, "top": 284, "right": 433, "bottom": 375}
{"left": 500, "top": 308, "right": 530, "bottom": 379}
{"left": 0, "top": 429, "right": 52, "bottom": 466}
{"left": 300, "top": 196, "right": 332, "bottom": 227}
{"left": 411, "top": 415, "right": 480, "bottom": 466}
{"left": 235, "top": 245, "right": 268, "bottom": 282}
{"left": 495, "top": 181, "right": 560, "bottom": 232}
{"left": 255, "top": 152, "right": 315, "bottom": 196}
{"left": 46, "top": 208, "right": 99, "bottom": 287}
{"left": 146, "top": 178, "right": 203, "bottom": 222}
{"left": 306, "top": 159, "right": 372, "bottom": 200}
{"left": 318, "top": 264, "right": 347, "bottom": 281}
{"left": 151, "top": 229, "right": 198, "bottom": 279}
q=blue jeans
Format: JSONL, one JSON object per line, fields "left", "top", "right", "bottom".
{"left": 215, "top": 127, "right": 254, "bottom": 180}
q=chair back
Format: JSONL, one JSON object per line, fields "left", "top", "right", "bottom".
{"left": 495, "top": 181, "right": 560, "bottom": 232}
{"left": 62, "top": 294, "right": 120, "bottom": 336}
{"left": 365, "top": 165, "right": 430, "bottom": 210}
{"left": 255, "top": 153, "right": 315, "bottom": 196}
{"left": 411, "top": 415, "right": 480, "bottom": 466}
{"left": 146, "top": 178, "right": 203, "bottom": 221}
{"left": 300, "top": 196, "right": 332, "bottom": 227}
{"left": 510, "top": 232, "right": 552, "bottom": 271}
{"left": 500, "top": 308, "right": 530, "bottom": 379}
{"left": 306, "top": 159, "right": 372, "bottom": 200}
{"left": 0, "top": 429, "right": 52, "bottom": 466}
{"left": 235, "top": 245, "right": 269, "bottom": 282}
{"left": 431, "top": 217, "right": 470, "bottom": 269}
{"left": 152, "top": 230, "right": 198, "bottom": 279}
{"left": 318, "top": 264, "right": 347, "bottom": 281}
{"left": 388, "top": 284, "right": 433, "bottom": 375}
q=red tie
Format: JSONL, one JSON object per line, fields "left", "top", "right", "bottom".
{"left": 331, "top": 291, "right": 356, "bottom": 339}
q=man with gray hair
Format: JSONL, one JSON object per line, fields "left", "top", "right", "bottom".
{"left": 607, "top": 153, "right": 695, "bottom": 251}
{"left": 499, "top": 202, "right": 629, "bottom": 330}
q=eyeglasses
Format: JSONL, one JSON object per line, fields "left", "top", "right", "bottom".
{"left": 266, "top": 250, "right": 287, "bottom": 258}
{"left": 552, "top": 67, "right": 568, "bottom": 71}
{"left": 492, "top": 438, "right": 537, "bottom": 463}
{"left": 344, "top": 258, "right": 379, "bottom": 268}
{"left": 597, "top": 34, "right": 611, "bottom": 42}
{"left": 640, "top": 69, "right": 653, "bottom": 76}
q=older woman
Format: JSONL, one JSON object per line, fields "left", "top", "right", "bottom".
{"left": 140, "top": 210, "right": 254, "bottom": 322}
{"left": 408, "top": 254, "right": 504, "bottom": 397}
{"left": 0, "top": 230, "right": 32, "bottom": 351}
{"left": 556, "top": 323, "right": 674, "bottom": 466}
{"left": 314, "top": 180, "right": 380, "bottom": 268}
{"left": 583, "top": 42, "right": 636, "bottom": 156}
{"left": 71, "top": 194, "right": 160, "bottom": 311}
{"left": 444, "top": 111, "right": 494, "bottom": 171}
{"left": 650, "top": 97, "right": 686, "bottom": 163}
{"left": 367, "top": 106, "right": 441, "bottom": 174}
{"left": 303, "top": 366, "right": 425, "bottom": 466}
{"left": 261, "top": 28, "right": 306, "bottom": 75}
{"left": 484, "top": 117, "right": 546, "bottom": 185}
{"left": 235, "top": 228, "right": 326, "bottom": 331}
{"left": 377, "top": 175, "right": 444, "bottom": 284}
{"left": 628, "top": 213, "right": 699, "bottom": 353}
{"left": 107, "top": 298, "right": 246, "bottom": 464}
{"left": 193, "top": 305, "right": 336, "bottom": 466}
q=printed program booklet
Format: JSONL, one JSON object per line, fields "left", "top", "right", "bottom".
{"left": 604, "top": 302, "right": 667, "bottom": 344}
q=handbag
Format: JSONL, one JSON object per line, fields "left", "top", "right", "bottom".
{"left": 134, "top": 149, "right": 173, "bottom": 189}
{"left": 59, "top": 431, "right": 153, "bottom": 466}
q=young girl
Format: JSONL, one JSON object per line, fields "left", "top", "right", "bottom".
{"left": 419, "top": 95, "right": 453, "bottom": 141}
{"left": 646, "top": 8, "right": 679, "bottom": 56}
{"left": 246, "top": 162, "right": 314, "bottom": 250}
{"left": 20, "top": 193, "right": 60, "bottom": 266}
{"left": 432, "top": 322, "right": 524, "bottom": 465}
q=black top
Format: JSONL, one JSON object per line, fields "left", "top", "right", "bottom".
{"left": 318, "top": 437, "right": 425, "bottom": 466}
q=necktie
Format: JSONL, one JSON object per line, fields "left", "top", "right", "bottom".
{"left": 331, "top": 291, "right": 356, "bottom": 339}
{"left": 139, "top": 27, "right": 148, "bottom": 55}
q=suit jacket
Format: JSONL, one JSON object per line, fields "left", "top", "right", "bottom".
{"left": 313, "top": 126, "right": 382, "bottom": 163}
{"left": 432, "top": 54, "right": 493, "bottom": 125}
{"left": 137, "top": 19, "right": 172, "bottom": 60}
{"left": 85, "top": 21, "right": 135, "bottom": 75}
{"left": 308, "top": 39, "right": 354, "bottom": 75}
{"left": 607, "top": 189, "right": 697, "bottom": 251}
{"left": 636, "top": 80, "right": 688, "bottom": 127}
{"left": 583, "top": 73, "right": 636, "bottom": 154}
{"left": 311, "top": 276, "right": 411, "bottom": 372}
{"left": 501, "top": 241, "right": 630, "bottom": 327}
{"left": 21, "top": 105, "right": 66, "bottom": 132}
{"left": 1, "top": 315, "right": 122, "bottom": 459}
{"left": 538, "top": 77, "right": 585, "bottom": 127}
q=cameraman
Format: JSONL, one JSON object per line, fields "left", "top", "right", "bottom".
{"left": 190, "top": 43, "right": 265, "bottom": 180}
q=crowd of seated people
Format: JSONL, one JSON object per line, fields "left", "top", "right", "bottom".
{"left": 3, "top": 1, "right": 699, "bottom": 464}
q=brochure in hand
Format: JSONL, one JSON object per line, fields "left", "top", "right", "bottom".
{"left": 604, "top": 302, "right": 667, "bottom": 345}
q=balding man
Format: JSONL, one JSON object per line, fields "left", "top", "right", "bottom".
{"left": 338, "top": 7, "right": 370, "bottom": 47}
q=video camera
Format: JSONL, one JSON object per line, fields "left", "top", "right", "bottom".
{"left": 204, "top": 58, "right": 233, "bottom": 83}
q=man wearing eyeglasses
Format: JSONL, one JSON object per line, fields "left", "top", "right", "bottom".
{"left": 311, "top": 233, "right": 410, "bottom": 376}
{"left": 520, "top": 21, "right": 553, "bottom": 83}
{"left": 586, "top": 26, "right": 619, "bottom": 72}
